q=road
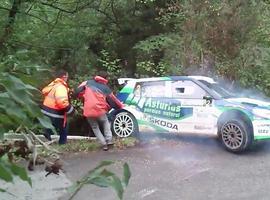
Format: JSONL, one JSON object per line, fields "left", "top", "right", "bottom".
{"left": 59, "top": 132, "right": 270, "bottom": 200}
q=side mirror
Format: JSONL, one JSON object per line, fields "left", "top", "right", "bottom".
{"left": 203, "top": 95, "right": 213, "bottom": 105}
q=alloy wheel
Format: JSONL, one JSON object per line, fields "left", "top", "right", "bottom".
{"left": 113, "top": 113, "right": 135, "bottom": 137}
{"left": 221, "top": 123, "right": 244, "bottom": 150}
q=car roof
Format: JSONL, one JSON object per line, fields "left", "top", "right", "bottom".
{"left": 118, "top": 75, "right": 222, "bottom": 100}
{"left": 118, "top": 76, "right": 216, "bottom": 84}
{"left": 187, "top": 76, "right": 216, "bottom": 83}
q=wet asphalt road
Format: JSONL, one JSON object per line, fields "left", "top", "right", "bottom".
{"left": 59, "top": 133, "right": 270, "bottom": 200}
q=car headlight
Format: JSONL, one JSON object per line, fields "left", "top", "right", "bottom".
{"left": 252, "top": 108, "right": 270, "bottom": 119}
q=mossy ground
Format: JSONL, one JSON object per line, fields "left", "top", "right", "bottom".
{"left": 42, "top": 137, "right": 138, "bottom": 154}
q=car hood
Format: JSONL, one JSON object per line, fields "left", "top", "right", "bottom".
{"left": 226, "top": 97, "right": 270, "bottom": 108}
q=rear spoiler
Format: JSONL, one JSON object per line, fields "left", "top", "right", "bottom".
{"left": 117, "top": 78, "right": 136, "bottom": 85}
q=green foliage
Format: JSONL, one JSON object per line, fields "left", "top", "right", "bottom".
{"left": 0, "top": 156, "right": 32, "bottom": 192}
{"left": 1, "top": 0, "right": 269, "bottom": 140}
{"left": 0, "top": 68, "right": 51, "bottom": 192}
{"left": 136, "top": 0, "right": 156, "bottom": 4}
{"left": 52, "top": 140, "right": 100, "bottom": 153}
{"left": 0, "top": 48, "right": 53, "bottom": 193}
{"left": 0, "top": 0, "right": 269, "bottom": 98}
{"left": 97, "top": 50, "right": 122, "bottom": 89}
{"left": 237, "top": 46, "right": 270, "bottom": 95}
{"left": 134, "top": 34, "right": 178, "bottom": 77}
{"left": 136, "top": 61, "right": 167, "bottom": 77}
{"left": 68, "top": 74, "right": 91, "bottom": 113}
{"left": 48, "top": 137, "right": 137, "bottom": 153}
{"left": 0, "top": 0, "right": 269, "bottom": 129}
{"left": 0, "top": 70, "right": 53, "bottom": 137}
{"left": 153, "top": 0, "right": 270, "bottom": 95}
{"left": 69, "top": 161, "right": 131, "bottom": 200}
{"left": 134, "top": 34, "right": 174, "bottom": 53}
{"left": 98, "top": 50, "right": 122, "bottom": 80}
{"left": 136, "top": 61, "right": 155, "bottom": 76}
{"left": 1, "top": 0, "right": 270, "bottom": 197}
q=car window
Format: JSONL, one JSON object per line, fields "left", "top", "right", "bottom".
{"left": 133, "top": 83, "right": 142, "bottom": 97}
{"left": 171, "top": 80, "right": 207, "bottom": 99}
{"left": 199, "top": 80, "right": 235, "bottom": 98}
{"left": 141, "top": 81, "right": 167, "bottom": 98}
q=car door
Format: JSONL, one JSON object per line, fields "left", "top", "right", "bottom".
{"left": 138, "top": 80, "right": 179, "bottom": 132}
{"left": 170, "top": 80, "right": 216, "bottom": 134}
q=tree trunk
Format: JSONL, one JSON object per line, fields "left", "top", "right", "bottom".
{"left": 0, "top": 0, "right": 22, "bottom": 52}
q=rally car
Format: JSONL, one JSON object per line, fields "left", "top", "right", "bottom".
{"left": 110, "top": 76, "right": 270, "bottom": 153}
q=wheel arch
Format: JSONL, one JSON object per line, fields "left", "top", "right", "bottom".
{"left": 109, "top": 108, "right": 136, "bottom": 118}
{"left": 217, "top": 109, "right": 254, "bottom": 137}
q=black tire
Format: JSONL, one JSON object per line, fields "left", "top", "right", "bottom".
{"left": 219, "top": 119, "right": 253, "bottom": 153}
{"left": 111, "top": 112, "right": 139, "bottom": 138}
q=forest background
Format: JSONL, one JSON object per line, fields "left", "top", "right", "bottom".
{"left": 1, "top": 0, "right": 270, "bottom": 138}
{"left": 1, "top": 0, "right": 270, "bottom": 192}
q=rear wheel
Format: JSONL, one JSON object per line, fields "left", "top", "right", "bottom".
{"left": 111, "top": 112, "right": 138, "bottom": 138}
{"left": 219, "top": 120, "right": 253, "bottom": 153}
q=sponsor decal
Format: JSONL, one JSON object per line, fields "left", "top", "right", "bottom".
{"left": 127, "top": 96, "right": 193, "bottom": 119}
{"left": 256, "top": 124, "right": 270, "bottom": 135}
{"left": 194, "top": 125, "right": 212, "bottom": 130}
{"left": 144, "top": 98, "right": 181, "bottom": 113}
{"left": 257, "top": 124, "right": 270, "bottom": 128}
{"left": 148, "top": 117, "right": 178, "bottom": 131}
{"left": 181, "top": 102, "right": 203, "bottom": 106}
{"left": 258, "top": 129, "right": 269, "bottom": 134}
{"left": 142, "top": 98, "right": 191, "bottom": 119}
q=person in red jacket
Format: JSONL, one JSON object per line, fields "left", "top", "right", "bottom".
{"left": 41, "top": 70, "right": 74, "bottom": 144}
{"left": 75, "top": 71, "right": 123, "bottom": 151}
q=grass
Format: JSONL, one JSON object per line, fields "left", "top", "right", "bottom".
{"left": 47, "top": 137, "right": 138, "bottom": 154}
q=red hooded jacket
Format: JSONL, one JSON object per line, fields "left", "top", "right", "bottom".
{"left": 76, "top": 76, "right": 123, "bottom": 118}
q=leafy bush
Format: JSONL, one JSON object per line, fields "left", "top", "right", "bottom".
{"left": 0, "top": 51, "right": 53, "bottom": 191}
{"left": 69, "top": 161, "right": 131, "bottom": 200}
{"left": 0, "top": 55, "right": 54, "bottom": 137}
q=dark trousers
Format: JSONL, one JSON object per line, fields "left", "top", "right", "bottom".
{"left": 44, "top": 117, "right": 67, "bottom": 144}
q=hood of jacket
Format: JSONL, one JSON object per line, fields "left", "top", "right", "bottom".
{"left": 94, "top": 76, "right": 108, "bottom": 84}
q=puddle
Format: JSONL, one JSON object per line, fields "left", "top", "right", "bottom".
{"left": 0, "top": 171, "right": 72, "bottom": 200}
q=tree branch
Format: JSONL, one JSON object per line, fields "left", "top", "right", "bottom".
{"left": 27, "top": 129, "right": 60, "bottom": 154}
{"left": 42, "top": 10, "right": 62, "bottom": 37}
{"left": 110, "top": 0, "right": 121, "bottom": 30}
{"left": 11, "top": 39, "right": 73, "bottom": 50}
{"left": 0, "top": 6, "right": 10, "bottom": 12}
{"left": 26, "top": 2, "right": 35, "bottom": 14}
{"left": 40, "top": 1, "right": 76, "bottom": 14}
{"left": 0, "top": 6, "right": 50, "bottom": 24}
{"left": 40, "top": 0, "right": 96, "bottom": 14}
{"left": 94, "top": 7, "right": 118, "bottom": 24}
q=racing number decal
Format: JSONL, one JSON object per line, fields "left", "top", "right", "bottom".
{"left": 205, "top": 99, "right": 211, "bottom": 106}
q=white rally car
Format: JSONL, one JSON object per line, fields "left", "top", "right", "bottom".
{"left": 110, "top": 76, "right": 270, "bottom": 153}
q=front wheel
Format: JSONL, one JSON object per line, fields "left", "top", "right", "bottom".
{"left": 111, "top": 112, "right": 138, "bottom": 138}
{"left": 219, "top": 120, "right": 253, "bottom": 153}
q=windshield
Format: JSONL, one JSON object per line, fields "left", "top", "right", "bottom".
{"left": 199, "top": 80, "right": 236, "bottom": 98}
